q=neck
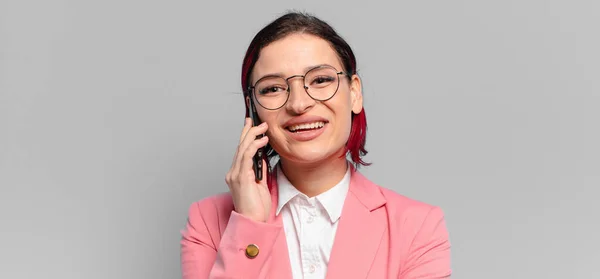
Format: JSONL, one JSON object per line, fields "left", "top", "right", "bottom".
{"left": 279, "top": 152, "right": 349, "bottom": 197}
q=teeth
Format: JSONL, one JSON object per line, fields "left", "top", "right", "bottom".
{"left": 288, "top": 121, "right": 325, "bottom": 132}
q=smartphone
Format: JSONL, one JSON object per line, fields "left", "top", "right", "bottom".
{"left": 248, "top": 95, "right": 264, "bottom": 181}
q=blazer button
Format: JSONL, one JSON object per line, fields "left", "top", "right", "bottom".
{"left": 245, "top": 244, "right": 259, "bottom": 259}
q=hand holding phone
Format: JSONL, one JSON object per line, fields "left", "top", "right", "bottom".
{"left": 224, "top": 97, "right": 271, "bottom": 223}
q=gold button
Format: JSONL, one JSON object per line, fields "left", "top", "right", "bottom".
{"left": 245, "top": 244, "right": 259, "bottom": 259}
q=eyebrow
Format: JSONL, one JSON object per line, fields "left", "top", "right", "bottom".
{"left": 254, "top": 63, "right": 336, "bottom": 82}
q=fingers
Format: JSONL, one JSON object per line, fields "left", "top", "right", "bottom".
{"left": 229, "top": 120, "right": 269, "bottom": 183}
{"left": 227, "top": 135, "right": 268, "bottom": 189}
{"left": 228, "top": 117, "right": 256, "bottom": 185}
{"left": 231, "top": 118, "right": 265, "bottom": 169}
{"left": 233, "top": 134, "right": 269, "bottom": 180}
{"left": 240, "top": 120, "right": 267, "bottom": 146}
{"left": 239, "top": 117, "right": 252, "bottom": 144}
{"left": 261, "top": 157, "right": 268, "bottom": 185}
{"left": 239, "top": 121, "right": 268, "bottom": 147}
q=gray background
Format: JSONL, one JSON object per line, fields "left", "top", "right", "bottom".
{"left": 1, "top": 0, "right": 598, "bottom": 278}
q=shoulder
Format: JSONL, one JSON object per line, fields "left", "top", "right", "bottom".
{"left": 363, "top": 179, "right": 451, "bottom": 276}
{"left": 191, "top": 192, "right": 234, "bottom": 211}
{"left": 355, "top": 172, "right": 446, "bottom": 231}
{"left": 185, "top": 192, "right": 235, "bottom": 233}
{"left": 379, "top": 186, "right": 442, "bottom": 218}
{"left": 378, "top": 187, "right": 448, "bottom": 245}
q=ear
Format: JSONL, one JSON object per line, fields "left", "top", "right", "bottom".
{"left": 349, "top": 74, "right": 363, "bottom": 114}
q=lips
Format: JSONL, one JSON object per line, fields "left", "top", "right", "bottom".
{"left": 287, "top": 121, "right": 326, "bottom": 132}
{"left": 284, "top": 116, "right": 329, "bottom": 131}
{"left": 283, "top": 116, "right": 329, "bottom": 141}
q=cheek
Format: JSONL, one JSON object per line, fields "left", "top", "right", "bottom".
{"left": 339, "top": 112, "right": 353, "bottom": 139}
{"left": 257, "top": 109, "right": 274, "bottom": 125}
{"left": 332, "top": 101, "right": 354, "bottom": 140}
{"left": 257, "top": 111, "right": 282, "bottom": 137}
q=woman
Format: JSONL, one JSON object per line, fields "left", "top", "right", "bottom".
{"left": 181, "top": 12, "right": 451, "bottom": 279}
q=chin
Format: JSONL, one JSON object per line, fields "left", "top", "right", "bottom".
{"left": 280, "top": 143, "right": 345, "bottom": 165}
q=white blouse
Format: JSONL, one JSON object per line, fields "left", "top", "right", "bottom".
{"left": 275, "top": 165, "right": 351, "bottom": 279}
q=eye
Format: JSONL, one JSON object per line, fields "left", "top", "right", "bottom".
{"left": 259, "top": 86, "right": 286, "bottom": 95}
{"left": 311, "top": 76, "right": 335, "bottom": 86}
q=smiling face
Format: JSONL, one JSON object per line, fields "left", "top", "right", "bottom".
{"left": 249, "top": 33, "right": 363, "bottom": 165}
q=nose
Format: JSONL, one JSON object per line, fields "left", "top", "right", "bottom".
{"left": 285, "top": 77, "right": 315, "bottom": 114}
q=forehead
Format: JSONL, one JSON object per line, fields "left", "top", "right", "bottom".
{"left": 251, "top": 33, "right": 343, "bottom": 82}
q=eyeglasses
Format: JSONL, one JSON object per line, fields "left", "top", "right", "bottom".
{"left": 248, "top": 65, "right": 351, "bottom": 110}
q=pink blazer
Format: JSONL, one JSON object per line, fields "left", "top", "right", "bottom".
{"left": 180, "top": 168, "right": 451, "bottom": 278}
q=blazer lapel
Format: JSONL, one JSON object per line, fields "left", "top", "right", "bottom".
{"left": 325, "top": 168, "right": 387, "bottom": 279}
{"left": 266, "top": 175, "right": 294, "bottom": 279}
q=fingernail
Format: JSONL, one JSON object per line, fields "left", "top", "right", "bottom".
{"left": 259, "top": 122, "right": 266, "bottom": 127}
